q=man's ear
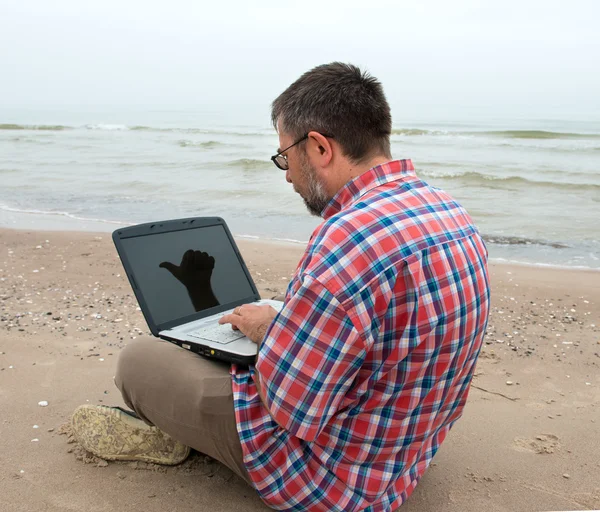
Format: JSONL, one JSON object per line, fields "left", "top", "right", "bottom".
{"left": 307, "top": 131, "right": 333, "bottom": 167}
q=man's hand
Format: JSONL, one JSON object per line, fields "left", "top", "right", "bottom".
{"left": 219, "top": 304, "right": 278, "bottom": 345}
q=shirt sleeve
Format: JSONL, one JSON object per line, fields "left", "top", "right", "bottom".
{"left": 255, "top": 275, "right": 366, "bottom": 442}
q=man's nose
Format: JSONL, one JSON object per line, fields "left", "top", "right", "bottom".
{"left": 286, "top": 170, "right": 292, "bottom": 183}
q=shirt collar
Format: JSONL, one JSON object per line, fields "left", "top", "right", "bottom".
{"left": 321, "top": 159, "right": 416, "bottom": 219}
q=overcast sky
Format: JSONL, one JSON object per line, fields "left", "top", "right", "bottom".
{"left": 1, "top": 0, "right": 599, "bottom": 122}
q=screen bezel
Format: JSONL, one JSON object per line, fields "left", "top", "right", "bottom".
{"left": 112, "top": 217, "right": 261, "bottom": 336}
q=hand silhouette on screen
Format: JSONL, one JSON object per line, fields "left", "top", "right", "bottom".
{"left": 159, "top": 249, "right": 220, "bottom": 311}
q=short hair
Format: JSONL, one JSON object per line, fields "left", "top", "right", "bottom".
{"left": 271, "top": 62, "right": 392, "bottom": 163}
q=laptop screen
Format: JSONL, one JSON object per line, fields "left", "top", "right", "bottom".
{"left": 118, "top": 224, "right": 256, "bottom": 328}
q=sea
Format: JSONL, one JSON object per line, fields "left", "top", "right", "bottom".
{"left": 1, "top": 108, "right": 599, "bottom": 270}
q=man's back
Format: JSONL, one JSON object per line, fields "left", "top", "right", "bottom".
{"left": 235, "top": 160, "right": 490, "bottom": 511}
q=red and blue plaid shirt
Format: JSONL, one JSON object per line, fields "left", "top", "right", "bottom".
{"left": 231, "top": 160, "right": 490, "bottom": 511}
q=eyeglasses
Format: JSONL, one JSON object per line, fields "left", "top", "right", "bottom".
{"left": 271, "top": 133, "right": 334, "bottom": 171}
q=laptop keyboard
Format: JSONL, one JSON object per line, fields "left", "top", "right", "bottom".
{"left": 187, "top": 324, "right": 246, "bottom": 344}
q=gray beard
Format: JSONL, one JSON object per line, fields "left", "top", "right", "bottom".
{"left": 299, "top": 159, "right": 331, "bottom": 217}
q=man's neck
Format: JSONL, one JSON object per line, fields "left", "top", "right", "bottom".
{"left": 330, "top": 155, "right": 392, "bottom": 196}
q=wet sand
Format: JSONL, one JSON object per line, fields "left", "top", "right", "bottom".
{"left": 1, "top": 228, "right": 599, "bottom": 511}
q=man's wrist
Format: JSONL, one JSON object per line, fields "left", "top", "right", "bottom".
{"left": 253, "top": 324, "right": 269, "bottom": 365}
{"left": 255, "top": 324, "right": 268, "bottom": 350}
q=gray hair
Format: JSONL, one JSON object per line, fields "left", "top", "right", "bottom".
{"left": 271, "top": 62, "right": 392, "bottom": 163}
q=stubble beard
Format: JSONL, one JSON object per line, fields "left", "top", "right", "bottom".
{"left": 297, "top": 155, "right": 331, "bottom": 217}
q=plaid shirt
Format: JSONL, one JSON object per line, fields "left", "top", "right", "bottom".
{"left": 231, "top": 160, "right": 490, "bottom": 511}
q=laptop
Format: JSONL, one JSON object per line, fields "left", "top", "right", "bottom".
{"left": 112, "top": 217, "right": 284, "bottom": 365}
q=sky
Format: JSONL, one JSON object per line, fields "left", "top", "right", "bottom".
{"left": 1, "top": 0, "right": 599, "bottom": 122}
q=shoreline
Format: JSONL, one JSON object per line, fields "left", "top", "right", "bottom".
{"left": 1, "top": 227, "right": 599, "bottom": 511}
{"left": 1, "top": 210, "right": 599, "bottom": 273}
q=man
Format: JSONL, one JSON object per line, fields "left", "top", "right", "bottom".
{"left": 72, "top": 63, "right": 490, "bottom": 511}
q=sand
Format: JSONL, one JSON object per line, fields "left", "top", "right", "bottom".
{"left": 0, "top": 227, "right": 599, "bottom": 512}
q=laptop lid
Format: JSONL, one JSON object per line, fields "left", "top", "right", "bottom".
{"left": 112, "top": 217, "right": 260, "bottom": 337}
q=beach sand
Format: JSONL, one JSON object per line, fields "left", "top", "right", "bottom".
{"left": 1, "top": 228, "right": 599, "bottom": 512}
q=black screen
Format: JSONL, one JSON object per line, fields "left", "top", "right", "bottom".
{"left": 120, "top": 224, "right": 256, "bottom": 327}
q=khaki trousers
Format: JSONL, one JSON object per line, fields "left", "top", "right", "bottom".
{"left": 114, "top": 336, "right": 252, "bottom": 485}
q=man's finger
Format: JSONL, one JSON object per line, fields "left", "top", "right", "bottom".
{"left": 219, "top": 313, "right": 242, "bottom": 330}
{"left": 219, "top": 313, "right": 236, "bottom": 325}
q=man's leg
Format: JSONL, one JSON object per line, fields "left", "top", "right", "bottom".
{"left": 72, "top": 336, "right": 251, "bottom": 484}
{"left": 113, "top": 336, "right": 251, "bottom": 483}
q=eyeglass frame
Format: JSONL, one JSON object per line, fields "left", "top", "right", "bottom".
{"left": 270, "top": 132, "right": 334, "bottom": 171}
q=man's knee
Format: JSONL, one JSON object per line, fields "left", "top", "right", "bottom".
{"left": 114, "top": 336, "right": 156, "bottom": 396}
{"left": 115, "top": 337, "right": 232, "bottom": 412}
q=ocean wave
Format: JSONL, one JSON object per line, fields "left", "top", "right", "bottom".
{"left": 391, "top": 127, "right": 600, "bottom": 140}
{"left": 0, "top": 203, "right": 131, "bottom": 226}
{"left": 489, "top": 257, "right": 600, "bottom": 271}
{"left": 0, "top": 123, "right": 70, "bottom": 131}
{"left": 102, "top": 180, "right": 173, "bottom": 193}
{"left": 85, "top": 123, "right": 129, "bottom": 131}
{"left": 132, "top": 125, "right": 273, "bottom": 136}
{"left": 391, "top": 128, "right": 439, "bottom": 136}
{"left": 8, "top": 136, "right": 54, "bottom": 145}
{"left": 0, "top": 122, "right": 274, "bottom": 136}
{"left": 178, "top": 139, "right": 224, "bottom": 149}
{"left": 1, "top": 122, "right": 130, "bottom": 132}
{"left": 237, "top": 234, "right": 309, "bottom": 245}
{"left": 477, "top": 130, "right": 600, "bottom": 140}
{"left": 421, "top": 170, "right": 600, "bottom": 191}
{"left": 482, "top": 234, "right": 569, "bottom": 249}
{"left": 226, "top": 158, "right": 271, "bottom": 170}
{"left": 130, "top": 125, "right": 168, "bottom": 132}
{"left": 3, "top": 121, "right": 597, "bottom": 141}
{"left": 495, "top": 142, "right": 600, "bottom": 152}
